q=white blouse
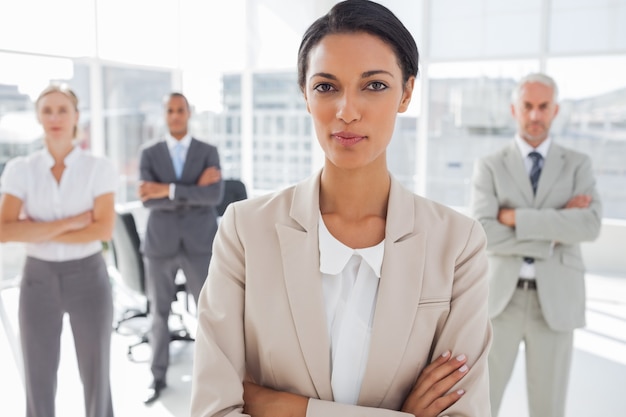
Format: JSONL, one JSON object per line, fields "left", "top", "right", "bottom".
{"left": 319, "top": 214, "right": 384, "bottom": 405}
{"left": 0, "top": 146, "right": 117, "bottom": 262}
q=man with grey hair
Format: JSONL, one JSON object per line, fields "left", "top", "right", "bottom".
{"left": 470, "top": 73, "right": 602, "bottom": 417}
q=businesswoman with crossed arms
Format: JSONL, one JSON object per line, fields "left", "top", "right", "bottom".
{"left": 191, "top": 1, "right": 491, "bottom": 416}
{"left": 0, "top": 85, "right": 116, "bottom": 417}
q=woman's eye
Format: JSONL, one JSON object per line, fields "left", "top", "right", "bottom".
{"left": 367, "top": 81, "right": 388, "bottom": 91}
{"left": 314, "top": 83, "right": 335, "bottom": 93}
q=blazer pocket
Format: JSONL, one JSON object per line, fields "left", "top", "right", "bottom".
{"left": 561, "top": 252, "right": 585, "bottom": 272}
{"left": 417, "top": 297, "right": 450, "bottom": 308}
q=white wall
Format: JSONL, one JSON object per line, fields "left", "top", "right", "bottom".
{"left": 582, "top": 219, "right": 626, "bottom": 277}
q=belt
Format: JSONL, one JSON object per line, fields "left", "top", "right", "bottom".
{"left": 517, "top": 278, "right": 537, "bottom": 290}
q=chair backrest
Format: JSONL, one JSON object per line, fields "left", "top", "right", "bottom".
{"left": 217, "top": 179, "right": 248, "bottom": 217}
{"left": 111, "top": 211, "right": 145, "bottom": 295}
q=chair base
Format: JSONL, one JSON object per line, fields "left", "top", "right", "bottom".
{"left": 114, "top": 308, "right": 148, "bottom": 332}
{"left": 122, "top": 311, "right": 195, "bottom": 362}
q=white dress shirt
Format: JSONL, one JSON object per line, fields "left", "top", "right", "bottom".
{"left": 166, "top": 133, "right": 192, "bottom": 200}
{"left": 319, "top": 214, "right": 384, "bottom": 405}
{"left": 514, "top": 135, "right": 552, "bottom": 279}
{"left": 0, "top": 146, "right": 117, "bottom": 262}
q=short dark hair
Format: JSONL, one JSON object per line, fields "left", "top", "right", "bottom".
{"left": 297, "top": 0, "right": 419, "bottom": 91}
{"left": 164, "top": 92, "right": 190, "bottom": 110}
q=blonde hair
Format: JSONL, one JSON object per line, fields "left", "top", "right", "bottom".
{"left": 35, "top": 84, "right": 80, "bottom": 138}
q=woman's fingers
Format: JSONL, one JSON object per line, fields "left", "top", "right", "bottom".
{"left": 402, "top": 351, "right": 469, "bottom": 417}
{"left": 421, "top": 388, "right": 466, "bottom": 417}
{"left": 414, "top": 351, "right": 468, "bottom": 397}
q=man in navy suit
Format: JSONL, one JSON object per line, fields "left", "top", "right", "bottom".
{"left": 138, "top": 92, "right": 224, "bottom": 404}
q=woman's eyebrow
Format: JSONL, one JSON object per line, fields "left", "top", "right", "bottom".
{"left": 309, "top": 72, "right": 337, "bottom": 81}
{"left": 309, "top": 69, "right": 394, "bottom": 82}
{"left": 361, "top": 70, "right": 394, "bottom": 78}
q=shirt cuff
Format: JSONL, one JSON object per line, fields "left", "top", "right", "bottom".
{"left": 169, "top": 183, "right": 176, "bottom": 200}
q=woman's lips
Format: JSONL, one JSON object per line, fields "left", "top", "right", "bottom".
{"left": 332, "top": 132, "right": 366, "bottom": 146}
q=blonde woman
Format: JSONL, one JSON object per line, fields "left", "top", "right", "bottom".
{"left": 0, "top": 85, "right": 116, "bottom": 417}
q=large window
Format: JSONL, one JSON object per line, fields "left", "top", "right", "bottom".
{"left": 548, "top": 56, "right": 626, "bottom": 219}
{"left": 101, "top": 66, "right": 172, "bottom": 202}
{"left": 420, "top": 0, "right": 626, "bottom": 217}
{"left": 1, "top": 0, "right": 626, "bottom": 286}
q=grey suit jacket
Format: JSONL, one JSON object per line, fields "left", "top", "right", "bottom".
{"left": 470, "top": 140, "right": 602, "bottom": 331}
{"left": 191, "top": 171, "right": 492, "bottom": 417}
{"left": 139, "top": 137, "right": 224, "bottom": 257}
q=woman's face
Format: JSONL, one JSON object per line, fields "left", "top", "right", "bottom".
{"left": 36, "top": 91, "right": 78, "bottom": 142}
{"left": 304, "top": 32, "right": 414, "bottom": 171}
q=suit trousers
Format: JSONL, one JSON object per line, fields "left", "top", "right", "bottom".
{"left": 19, "top": 253, "right": 114, "bottom": 417}
{"left": 489, "top": 287, "right": 573, "bottom": 417}
{"left": 144, "top": 250, "right": 211, "bottom": 381}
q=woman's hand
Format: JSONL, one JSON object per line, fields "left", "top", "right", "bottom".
{"left": 65, "top": 210, "right": 93, "bottom": 231}
{"left": 400, "top": 351, "right": 469, "bottom": 417}
{"left": 243, "top": 381, "right": 308, "bottom": 417}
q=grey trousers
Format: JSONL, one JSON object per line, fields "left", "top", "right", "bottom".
{"left": 489, "top": 287, "right": 574, "bottom": 417}
{"left": 19, "top": 253, "right": 114, "bottom": 417}
{"left": 144, "top": 251, "right": 210, "bottom": 381}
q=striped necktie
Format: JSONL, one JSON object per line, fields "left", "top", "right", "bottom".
{"left": 529, "top": 151, "right": 543, "bottom": 195}
{"left": 524, "top": 151, "right": 543, "bottom": 265}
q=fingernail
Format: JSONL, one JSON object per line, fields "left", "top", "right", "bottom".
{"left": 456, "top": 354, "right": 466, "bottom": 361}
{"left": 457, "top": 389, "right": 465, "bottom": 395}
{"left": 441, "top": 350, "right": 450, "bottom": 358}
{"left": 459, "top": 365, "right": 468, "bottom": 373}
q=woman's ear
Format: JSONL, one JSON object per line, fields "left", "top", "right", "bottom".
{"left": 398, "top": 76, "right": 415, "bottom": 113}
{"left": 302, "top": 91, "right": 311, "bottom": 114}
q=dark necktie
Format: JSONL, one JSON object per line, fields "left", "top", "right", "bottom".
{"left": 524, "top": 151, "right": 543, "bottom": 265}
{"left": 528, "top": 151, "right": 543, "bottom": 195}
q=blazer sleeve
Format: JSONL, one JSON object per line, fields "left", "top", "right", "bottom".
{"left": 470, "top": 157, "right": 552, "bottom": 259}
{"left": 514, "top": 155, "right": 602, "bottom": 245}
{"left": 429, "top": 220, "right": 492, "bottom": 417}
{"left": 191, "top": 203, "right": 247, "bottom": 417}
{"left": 306, "top": 400, "right": 411, "bottom": 416}
{"left": 139, "top": 145, "right": 179, "bottom": 210}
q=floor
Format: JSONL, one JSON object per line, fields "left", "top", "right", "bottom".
{"left": 1, "top": 272, "right": 625, "bottom": 416}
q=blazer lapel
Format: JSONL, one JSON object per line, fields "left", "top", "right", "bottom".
{"left": 181, "top": 138, "right": 200, "bottom": 180}
{"left": 277, "top": 172, "right": 333, "bottom": 400}
{"left": 156, "top": 140, "right": 177, "bottom": 180}
{"left": 358, "top": 177, "right": 426, "bottom": 407}
{"left": 503, "top": 141, "right": 534, "bottom": 204}
{"left": 535, "top": 144, "right": 565, "bottom": 207}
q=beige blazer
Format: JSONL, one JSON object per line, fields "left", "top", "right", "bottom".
{"left": 191, "top": 171, "right": 492, "bottom": 417}
{"left": 470, "top": 141, "right": 602, "bottom": 331}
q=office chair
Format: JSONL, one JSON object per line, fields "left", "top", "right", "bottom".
{"left": 110, "top": 210, "right": 194, "bottom": 361}
{"left": 111, "top": 211, "right": 147, "bottom": 329}
{"left": 217, "top": 179, "right": 248, "bottom": 217}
